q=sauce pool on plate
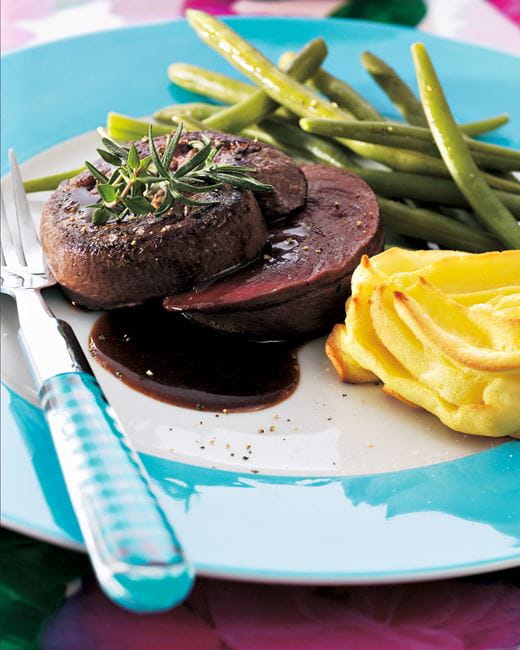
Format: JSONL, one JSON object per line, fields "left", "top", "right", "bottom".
{"left": 89, "top": 301, "right": 300, "bottom": 412}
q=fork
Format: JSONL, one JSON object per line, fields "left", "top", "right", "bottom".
{"left": 1, "top": 150, "right": 194, "bottom": 612}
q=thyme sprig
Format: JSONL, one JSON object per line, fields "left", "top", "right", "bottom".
{"left": 85, "top": 122, "right": 273, "bottom": 225}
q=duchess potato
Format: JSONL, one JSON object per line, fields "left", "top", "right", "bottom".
{"left": 327, "top": 248, "right": 520, "bottom": 438}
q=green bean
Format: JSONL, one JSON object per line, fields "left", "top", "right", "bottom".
{"left": 205, "top": 38, "right": 327, "bottom": 132}
{"left": 172, "top": 104, "right": 379, "bottom": 169}
{"left": 302, "top": 117, "right": 429, "bottom": 145}
{"left": 282, "top": 52, "right": 508, "bottom": 137}
{"left": 299, "top": 118, "right": 520, "bottom": 192}
{"left": 349, "top": 168, "right": 520, "bottom": 216}
{"left": 168, "top": 62, "right": 253, "bottom": 103}
{"left": 484, "top": 174, "right": 520, "bottom": 194}
{"left": 23, "top": 167, "right": 85, "bottom": 193}
{"left": 361, "top": 51, "right": 428, "bottom": 126}
{"left": 357, "top": 52, "right": 512, "bottom": 161}
{"left": 240, "top": 125, "right": 315, "bottom": 161}
{"left": 185, "top": 11, "right": 518, "bottom": 185}
{"left": 377, "top": 197, "right": 502, "bottom": 252}
{"left": 107, "top": 112, "right": 172, "bottom": 140}
{"left": 184, "top": 12, "right": 348, "bottom": 117}
{"left": 161, "top": 109, "right": 306, "bottom": 159}
{"left": 260, "top": 118, "right": 355, "bottom": 168}
{"left": 339, "top": 166, "right": 517, "bottom": 217}
{"left": 154, "top": 102, "right": 221, "bottom": 123}
{"left": 455, "top": 150, "right": 517, "bottom": 173}
{"left": 165, "top": 113, "right": 313, "bottom": 160}
{"left": 154, "top": 99, "right": 350, "bottom": 167}
{"left": 167, "top": 64, "right": 296, "bottom": 122}
{"left": 355, "top": 146, "right": 520, "bottom": 191}
{"left": 412, "top": 43, "right": 520, "bottom": 248}
{"left": 460, "top": 113, "right": 509, "bottom": 136}
{"left": 439, "top": 206, "right": 481, "bottom": 229}
{"left": 279, "top": 51, "right": 381, "bottom": 121}
{"left": 182, "top": 113, "right": 349, "bottom": 167}
{"left": 397, "top": 123, "right": 516, "bottom": 164}
{"left": 167, "top": 113, "right": 219, "bottom": 133}
{"left": 310, "top": 67, "right": 383, "bottom": 121}
{"left": 300, "top": 119, "right": 520, "bottom": 171}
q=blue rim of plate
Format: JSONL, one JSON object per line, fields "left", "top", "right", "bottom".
{"left": 1, "top": 17, "right": 519, "bottom": 583}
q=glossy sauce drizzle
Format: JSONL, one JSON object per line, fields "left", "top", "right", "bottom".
{"left": 89, "top": 302, "right": 300, "bottom": 412}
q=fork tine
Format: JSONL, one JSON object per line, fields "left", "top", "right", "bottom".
{"left": 8, "top": 149, "right": 45, "bottom": 274}
{"left": 1, "top": 192, "right": 22, "bottom": 268}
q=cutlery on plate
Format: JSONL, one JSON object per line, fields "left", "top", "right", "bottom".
{"left": 0, "top": 150, "right": 194, "bottom": 612}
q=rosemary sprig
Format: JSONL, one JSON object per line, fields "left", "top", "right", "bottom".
{"left": 84, "top": 123, "right": 273, "bottom": 225}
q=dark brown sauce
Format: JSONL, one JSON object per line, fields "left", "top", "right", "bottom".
{"left": 89, "top": 302, "right": 300, "bottom": 412}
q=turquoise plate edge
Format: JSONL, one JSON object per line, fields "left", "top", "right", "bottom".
{"left": 2, "top": 382, "right": 520, "bottom": 581}
{"left": 1, "top": 17, "right": 519, "bottom": 582}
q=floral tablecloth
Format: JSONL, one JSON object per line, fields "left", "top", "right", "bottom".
{"left": 2, "top": 0, "right": 520, "bottom": 54}
{"left": 1, "top": 1, "right": 520, "bottom": 649}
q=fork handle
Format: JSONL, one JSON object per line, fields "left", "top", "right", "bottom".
{"left": 39, "top": 370, "right": 194, "bottom": 611}
{"left": 14, "top": 289, "right": 193, "bottom": 610}
{"left": 15, "top": 290, "right": 193, "bottom": 610}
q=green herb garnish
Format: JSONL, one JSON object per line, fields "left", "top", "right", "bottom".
{"left": 85, "top": 122, "right": 273, "bottom": 225}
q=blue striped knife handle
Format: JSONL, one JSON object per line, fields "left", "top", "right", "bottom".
{"left": 39, "top": 372, "right": 194, "bottom": 612}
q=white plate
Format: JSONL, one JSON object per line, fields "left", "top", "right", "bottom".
{"left": 2, "top": 17, "right": 519, "bottom": 583}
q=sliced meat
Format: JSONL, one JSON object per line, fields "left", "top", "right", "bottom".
{"left": 164, "top": 164, "right": 384, "bottom": 339}
{"left": 41, "top": 162, "right": 267, "bottom": 310}
{"left": 151, "top": 131, "right": 307, "bottom": 219}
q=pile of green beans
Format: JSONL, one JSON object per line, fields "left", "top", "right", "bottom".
{"left": 179, "top": 9, "right": 520, "bottom": 250}
{"left": 23, "top": 9, "right": 520, "bottom": 252}
{"left": 299, "top": 119, "right": 520, "bottom": 172}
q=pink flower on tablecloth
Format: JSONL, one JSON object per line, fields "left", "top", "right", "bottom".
{"left": 206, "top": 580, "right": 520, "bottom": 650}
{"left": 182, "top": 0, "right": 236, "bottom": 14}
{"left": 181, "top": 0, "right": 340, "bottom": 16}
{"left": 228, "top": 1, "right": 343, "bottom": 17}
{"left": 489, "top": 0, "right": 520, "bottom": 25}
{"left": 0, "top": 0, "right": 55, "bottom": 50}
{"left": 43, "top": 577, "right": 520, "bottom": 650}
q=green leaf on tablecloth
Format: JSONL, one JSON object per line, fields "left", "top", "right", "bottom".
{"left": 329, "top": 0, "right": 427, "bottom": 26}
{"left": 0, "top": 528, "right": 90, "bottom": 650}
